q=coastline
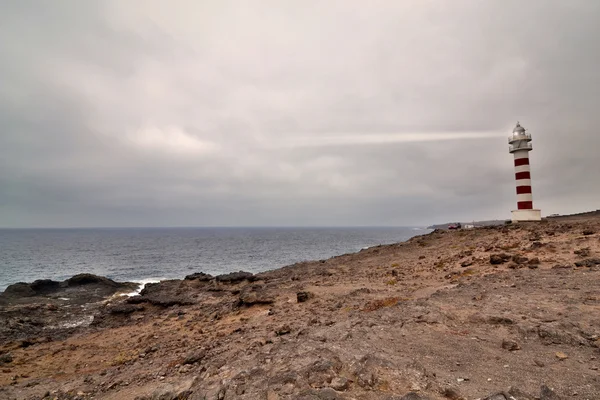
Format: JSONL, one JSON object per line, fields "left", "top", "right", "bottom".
{"left": 0, "top": 226, "right": 422, "bottom": 292}
{"left": 1, "top": 215, "right": 599, "bottom": 399}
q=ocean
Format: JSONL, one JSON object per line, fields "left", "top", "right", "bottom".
{"left": 0, "top": 227, "right": 427, "bottom": 292}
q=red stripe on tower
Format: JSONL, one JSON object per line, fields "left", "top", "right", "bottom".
{"left": 517, "top": 201, "right": 533, "bottom": 210}
{"left": 516, "top": 186, "right": 532, "bottom": 194}
{"left": 515, "top": 171, "right": 531, "bottom": 180}
{"left": 514, "top": 158, "right": 529, "bottom": 167}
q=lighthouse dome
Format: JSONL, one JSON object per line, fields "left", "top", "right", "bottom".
{"left": 513, "top": 122, "right": 526, "bottom": 135}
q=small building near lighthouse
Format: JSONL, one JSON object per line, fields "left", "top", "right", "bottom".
{"left": 509, "top": 122, "right": 541, "bottom": 221}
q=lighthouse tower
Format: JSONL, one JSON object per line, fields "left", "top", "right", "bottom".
{"left": 509, "top": 122, "right": 541, "bottom": 221}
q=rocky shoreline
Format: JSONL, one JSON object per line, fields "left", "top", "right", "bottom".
{"left": 1, "top": 213, "right": 600, "bottom": 399}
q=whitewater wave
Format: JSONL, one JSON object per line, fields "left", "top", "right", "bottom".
{"left": 121, "top": 277, "right": 166, "bottom": 297}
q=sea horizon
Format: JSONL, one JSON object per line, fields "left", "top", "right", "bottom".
{"left": 0, "top": 226, "right": 429, "bottom": 291}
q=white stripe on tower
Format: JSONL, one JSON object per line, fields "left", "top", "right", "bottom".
{"left": 517, "top": 193, "right": 533, "bottom": 202}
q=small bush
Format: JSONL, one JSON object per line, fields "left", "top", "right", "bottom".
{"left": 363, "top": 297, "right": 400, "bottom": 312}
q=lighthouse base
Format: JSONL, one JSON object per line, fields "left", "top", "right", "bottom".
{"left": 511, "top": 209, "right": 542, "bottom": 222}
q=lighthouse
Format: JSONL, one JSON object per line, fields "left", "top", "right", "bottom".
{"left": 509, "top": 122, "right": 541, "bottom": 221}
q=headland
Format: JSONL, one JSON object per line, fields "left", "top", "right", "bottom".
{"left": 1, "top": 212, "right": 599, "bottom": 399}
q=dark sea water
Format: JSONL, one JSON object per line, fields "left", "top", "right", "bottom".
{"left": 0, "top": 227, "right": 428, "bottom": 292}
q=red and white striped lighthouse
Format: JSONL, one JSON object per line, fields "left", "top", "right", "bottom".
{"left": 509, "top": 122, "right": 541, "bottom": 221}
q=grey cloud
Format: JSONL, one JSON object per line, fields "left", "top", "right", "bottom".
{"left": 1, "top": 0, "right": 599, "bottom": 227}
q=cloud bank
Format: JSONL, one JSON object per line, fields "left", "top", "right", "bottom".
{"left": 1, "top": 0, "right": 599, "bottom": 227}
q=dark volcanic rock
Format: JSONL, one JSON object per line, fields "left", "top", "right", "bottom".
{"left": 441, "top": 387, "right": 462, "bottom": 400}
{"left": 183, "top": 349, "right": 206, "bottom": 365}
{"left": 1, "top": 274, "right": 137, "bottom": 306}
{"left": 490, "top": 254, "right": 511, "bottom": 265}
{"left": 487, "top": 316, "right": 514, "bottom": 325}
{"left": 107, "top": 304, "right": 145, "bottom": 314}
{"left": 29, "top": 279, "right": 61, "bottom": 294}
{"left": 511, "top": 255, "right": 529, "bottom": 265}
{"left": 501, "top": 339, "right": 520, "bottom": 351}
{"left": 215, "top": 271, "right": 257, "bottom": 283}
{"left": 574, "top": 248, "right": 591, "bottom": 257}
{"left": 527, "top": 257, "right": 540, "bottom": 265}
{"left": 540, "top": 385, "right": 562, "bottom": 400}
{"left": 238, "top": 284, "right": 275, "bottom": 306}
{"left": 137, "top": 280, "right": 195, "bottom": 307}
{"left": 304, "top": 355, "right": 342, "bottom": 388}
{"left": 66, "top": 273, "right": 119, "bottom": 287}
{"left": 398, "top": 393, "right": 431, "bottom": 400}
{"left": 1, "top": 283, "right": 36, "bottom": 298}
{"left": 0, "top": 352, "right": 13, "bottom": 365}
{"left": 530, "top": 241, "right": 545, "bottom": 249}
{"left": 297, "top": 291, "right": 315, "bottom": 303}
{"left": 574, "top": 258, "right": 600, "bottom": 267}
{"left": 184, "top": 272, "right": 213, "bottom": 281}
{"left": 275, "top": 325, "right": 292, "bottom": 336}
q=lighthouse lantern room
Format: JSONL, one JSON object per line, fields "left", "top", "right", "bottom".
{"left": 509, "top": 122, "right": 541, "bottom": 221}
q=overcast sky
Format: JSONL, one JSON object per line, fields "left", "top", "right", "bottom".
{"left": 1, "top": 1, "right": 599, "bottom": 228}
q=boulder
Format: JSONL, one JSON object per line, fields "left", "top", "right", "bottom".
{"left": 511, "top": 255, "right": 528, "bottom": 265}
{"left": 0, "top": 352, "right": 13, "bottom": 365}
{"left": 1, "top": 283, "right": 36, "bottom": 298}
{"left": 574, "top": 258, "right": 600, "bottom": 268}
{"left": 275, "top": 325, "right": 292, "bottom": 336}
{"left": 29, "top": 279, "right": 61, "bottom": 294}
{"left": 183, "top": 349, "right": 206, "bottom": 365}
{"left": 184, "top": 272, "right": 213, "bottom": 281}
{"left": 137, "top": 281, "right": 195, "bottom": 307}
{"left": 490, "top": 254, "right": 511, "bottom": 265}
{"left": 540, "top": 385, "right": 562, "bottom": 400}
{"left": 66, "top": 273, "right": 119, "bottom": 287}
{"left": 215, "top": 271, "right": 257, "bottom": 284}
{"left": 501, "top": 339, "right": 520, "bottom": 351}
{"left": 297, "top": 291, "right": 315, "bottom": 303}
{"left": 238, "top": 285, "right": 275, "bottom": 306}
{"left": 527, "top": 257, "right": 540, "bottom": 265}
{"left": 574, "top": 248, "right": 591, "bottom": 257}
{"left": 441, "top": 387, "right": 463, "bottom": 400}
{"left": 304, "top": 355, "right": 342, "bottom": 388}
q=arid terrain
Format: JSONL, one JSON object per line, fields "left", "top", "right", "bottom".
{"left": 1, "top": 212, "right": 600, "bottom": 400}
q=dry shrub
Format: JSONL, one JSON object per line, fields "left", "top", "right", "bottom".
{"left": 363, "top": 297, "right": 400, "bottom": 312}
{"left": 499, "top": 242, "right": 520, "bottom": 250}
{"left": 111, "top": 351, "right": 138, "bottom": 366}
{"left": 460, "top": 268, "right": 477, "bottom": 277}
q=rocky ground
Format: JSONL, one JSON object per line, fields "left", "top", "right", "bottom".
{"left": 1, "top": 212, "right": 600, "bottom": 399}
